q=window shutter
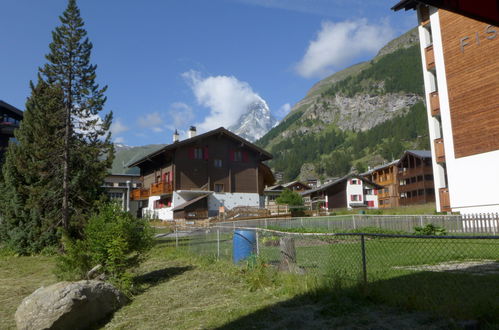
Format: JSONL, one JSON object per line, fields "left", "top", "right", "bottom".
{"left": 359, "top": 195, "right": 362, "bottom": 201}
{"left": 162, "top": 173, "right": 167, "bottom": 182}
{"left": 204, "top": 146, "right": 209, "bottom": 160}
{"left": 350, "top": 195, "right": 354, "bottom": 201}
{"left": 243, "top": 151, "right": 249, "bottom": 162}
{"left": 230, "top": 150, "right": 235, "bottom": 161}
{"left": 188, "top": 147, "right": 194, "bottom": 159}
{"left": 169, "top": 171, "right": 173, "bottom": 182}
{"left": 374, "top": 189, "right": 378, "bottom": 195}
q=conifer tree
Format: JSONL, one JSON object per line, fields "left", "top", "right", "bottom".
{"left": 39, "top": 0, "right": 113, "bottom": 233}
{"left": 0, "top": 81, "right": 66, "bottom": 253}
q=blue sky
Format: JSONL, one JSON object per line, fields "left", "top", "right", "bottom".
{"left": 0, "top": 0, "right": 415, "bottom": 146}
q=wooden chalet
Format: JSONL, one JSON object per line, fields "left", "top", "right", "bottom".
{"left": 127, "top": 126, "right": 274, "bottom": 221}
{"left": 397, "top": 150, "right": 435, "bottom": 206}
{"left": 363, "top": 160, "right": 400, "bottom": 208}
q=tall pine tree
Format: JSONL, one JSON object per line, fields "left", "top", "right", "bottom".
{"left": 39, "top": 0, "right": 113, "bottom": 234}
{"left": 0, "top": 0, "right": 113, "bottom": 253}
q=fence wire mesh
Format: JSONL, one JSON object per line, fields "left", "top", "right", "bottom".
{"left": 159, "top": 216, "right": 499, "bottom": 322}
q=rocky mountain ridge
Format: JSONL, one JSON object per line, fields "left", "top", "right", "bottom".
{"left": 228, "top": 98, "right": 278, "bottom": 142}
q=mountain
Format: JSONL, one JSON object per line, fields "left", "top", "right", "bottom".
{"left": 111, "top": 144, "right": 166, "bottom": 175}
{"left": 256, "top": 28, "right": 430, "bottom": 181}
{"left": 228, "top": 98, "right": 278, "bottom": 142}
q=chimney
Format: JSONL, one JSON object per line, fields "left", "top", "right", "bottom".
{"left": 173, "top": 129, "right": 179, "bottom": 143}
{"left": 188, "top": 126, "right": 197, "bottom": 138}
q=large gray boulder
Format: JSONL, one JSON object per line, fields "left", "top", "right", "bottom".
{"left": 15, "top": 280, "right": 129, "bottom": 330}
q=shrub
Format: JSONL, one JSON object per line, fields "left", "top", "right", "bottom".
{"left": 414, "top": 223, "right": 447, "bottom": 236}
{"left": 56, "top": 203, "right": 154, "bottom": 294}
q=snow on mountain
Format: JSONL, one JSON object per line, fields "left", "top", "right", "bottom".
{"left": 228, "top": 98, "right": 278, "bottom": 142}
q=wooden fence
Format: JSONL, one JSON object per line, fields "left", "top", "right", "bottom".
{"left": 462, "top": 213, "right": 499, "bottom": 234}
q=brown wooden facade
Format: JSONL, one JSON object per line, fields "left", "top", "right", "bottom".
{"left": 397, "top": 151, "right": 435, "bottom": 206}
{"left": 363, "top": 161, "right": 399, "bottom": 209}
{"left": 129, "top": 127, "right": 274, "bottom": 201}
{"left": 0, "top": 101, "right": 23, "bottom": 162}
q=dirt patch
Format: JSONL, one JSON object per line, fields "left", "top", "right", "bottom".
{"left": 394, "top": 260, "right": 499, "bottom": 275}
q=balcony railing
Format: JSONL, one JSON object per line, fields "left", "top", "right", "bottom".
{"left": 425, "top": 45, "right": 435, "bottom": 70}
{"left": 430, "top": 91, "right": 440, "bottom": 116}
{"left": 439, "top": 187, "right": 451, "bottom": 212}
{"left": 434, "top": 138, "right": 445, "bottom": 163}
{"left": 150, "top": 182, "right": 173, "bottom": 196}
{"left": 399, "top": 180, "right": 434, "bottom": 193}
{"left": 131, "top": 188, "right": 150, "bottom": 201}
{"left": 398, "top": 166, "right": 433, "bottom": 179}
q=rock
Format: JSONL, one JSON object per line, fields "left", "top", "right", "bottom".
{"left": 15, "top": 280, "right": 129, "bottom": 330}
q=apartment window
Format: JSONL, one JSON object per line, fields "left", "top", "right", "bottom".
{"left": 214, "top": 159, "right": 222, "bottom": 168}
{"left": 214, "top": 184, "right": 224, "bottom": 192}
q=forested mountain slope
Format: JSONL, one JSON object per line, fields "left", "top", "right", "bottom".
{"left": 256, "top": 28, "right": 429, "bottom": 181}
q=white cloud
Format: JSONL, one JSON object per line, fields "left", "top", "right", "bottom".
{"left": 182, "top": 70, "right": 264, "bottom": 132}
{"left": 295, "top": 19, "right": 395, "bottom": 78}
{"left": 114, "top": 136, "right": 125, "bottom": 143}
{"left": 276, "top": 103, "right": 291, "bottom": 118}
{"left": 110, "top": 119, "right": 129, "bottom": 135}
{"left": 138, "top": 112, "right": 163, "bottom": 128}
{"left": 166, "top": 102, "right": 195, "bottom": 131}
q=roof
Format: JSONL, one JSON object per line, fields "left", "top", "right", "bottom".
{"left": 301, "top": 174, "right": 382, "bottom": 196}
{"left": 283, "top": 181, "right": 311, "bottom": 189}
{"left": 0, "top": 100, "right": 23, "bottom": 118}
{"left": 405, "top": 150, "right": 432, "bottom": 159}
{"left": 361, "top": 159, "right": 400, "bottom": 176}
{"left": 391, "top": 0, "right": 499, "bottom": 26}
{"left": 128, "top": 127, "right": 273, "bottom": 168}
{"left": 171, "top": 194, "right": 209, "bottom": 212}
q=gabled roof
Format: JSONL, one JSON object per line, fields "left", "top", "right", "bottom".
{"left": 361, "top": 159, "right": 400, "bottom": 176}
{"left": 391, "top": 0, "right": 499, "bottom": 26}
{"left": 0, "top": 100, "right": 23, "bottom": 118}
{"left": 171, "top": 194, "right": 209, "bottom": 212}
{"left": 283, "top": 181, "right": 311, "bottom": 189}
{"left": 301, "top": 174, "right": 382, "bottom": 196}
{"left": 128, "top": 127, "right": 272, "bottom": 168}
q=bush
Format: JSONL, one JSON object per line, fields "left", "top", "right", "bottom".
{"left": 56, "top": 203, "right": 154, "bottom": 294}
{"left": 413, "top": 223, "right": 447, "bottom": 236}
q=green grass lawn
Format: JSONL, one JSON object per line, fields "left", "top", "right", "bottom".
{"left": 1, "top": 236, "right": 497, "bottom": 329}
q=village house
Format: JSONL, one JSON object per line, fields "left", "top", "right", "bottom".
{"left": 393, "top": 0, "right": 499, "bottom": 214}
{"left": 127, "top": 126, "right": 274, "bottom": 221}
{"left": 0, "top": 100, "right": 23, "bottom": 162}
{"left": 362, "top": 160, "right": 400, "bottom": 209}
{"left": 263, "top": 180, "right": 311, "bottom": 212}
{"left": 301, "top": 174, "right": 382, "bottom": 211}
{"left": 102, "top": 173, "right": 142, "bottom": 214}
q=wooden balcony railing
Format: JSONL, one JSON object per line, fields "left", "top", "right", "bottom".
{"left": 425, "top": 45, "right": 435, "bottom": 70}
{"left": 398, "top": 166, "right": 433, "bottom": 179}
{"left": 150, "top": 182, "right": 173, "bottom": 196}
{"left": 131, "top": 188, "right": 150, "bottom": 201}
{"left": 399, "top": 180, "right": 434, "bottom": 193}
{"left": 430, "top": 91, "right": 440, "bottom": 116}
{"left": 434, "top": 138, "right": 445, "bottom": 163}
{"left": 439, "top": 187, "right": 451, "bottom": 212}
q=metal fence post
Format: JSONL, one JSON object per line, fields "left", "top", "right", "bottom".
{"left": 175, "top": 228, "right": 179, "bottom": 248}
{"left": 360, "top": 234, "right": 367, "bottom": 285}
{"left": 217, "top": 229, "right": 220, "bottom": 260}
{"left": 255, "top": 230, "right": 259, "bottom": 256}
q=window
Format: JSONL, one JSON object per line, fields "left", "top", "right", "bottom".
{"left": 350, "top": 194, "right": 362, "bottom": 201}
{"left": 214, "top": 159, "right": 222, "bottom": 168}
{"left": 214, "top": 184, "right": 224, "bottom": 192}
{"left": 194, "top": 147, "right": 203, "bottom": 159}
{"left": 234, "top": 151, "right": 242, "bottom": 162}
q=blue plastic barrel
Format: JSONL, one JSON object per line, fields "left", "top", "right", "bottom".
{"left": 233, "top": 230, "right": 256, "bottom": 263}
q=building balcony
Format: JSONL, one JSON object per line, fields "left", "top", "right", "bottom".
{"left": 434, "top": 138, "right": 445, "bottom": 163}
{"left": 399, "top": 180, "right": 434, "bottom": 193}
{"left": 439, "top": 187, "right": 451, "bottom": 212}
{"left": 131, "top": 188, "right": 150, "bottom": 201}
{"left": 425, "top": 45, "right": 435, "bottom": 70}
{"left": 430, "top": 91, "right": 440, "bottom": 116}
{"left": 398, "top": 166, "right": 433, "bottom": 179}
{"left": 150, "top": 182, "right": 173, "bottom": 196}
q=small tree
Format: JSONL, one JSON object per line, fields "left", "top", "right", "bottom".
{"left": 56, "top": 204, "right": 154, "bottom": 294}
{"left": 276, "top": 189, "right": 305, "bottom": 216}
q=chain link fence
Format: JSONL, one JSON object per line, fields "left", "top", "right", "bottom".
{"left": 162, "top": 217, "right": 499, "bottom": 323}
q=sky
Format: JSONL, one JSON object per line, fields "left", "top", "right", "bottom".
{"left": 0, "top": 0, "right": 415, "bottom": 146}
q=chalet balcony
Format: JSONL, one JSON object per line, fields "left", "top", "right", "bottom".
{"left": 399, "top": 180, "right": 435, "bottom": 193}
{"left": 131, "top": 188, "right": 150, "bottom": 201}
{"left": 430, "top": 91, "right": 440, "bottom": 116}
{"left": 434, "top": 138, "right": 445, "bottom": 163}
{"left": 425, "top": 45, "right": 435, "bottom": 70}
{"left": 439, "top": 187, "right": 451, "bottom": 212}
{"left": 398, "top": 166, "right": 433, "bottom": 179}
{"left": 150, "top": 182, "right": 173, "bottom": 196}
